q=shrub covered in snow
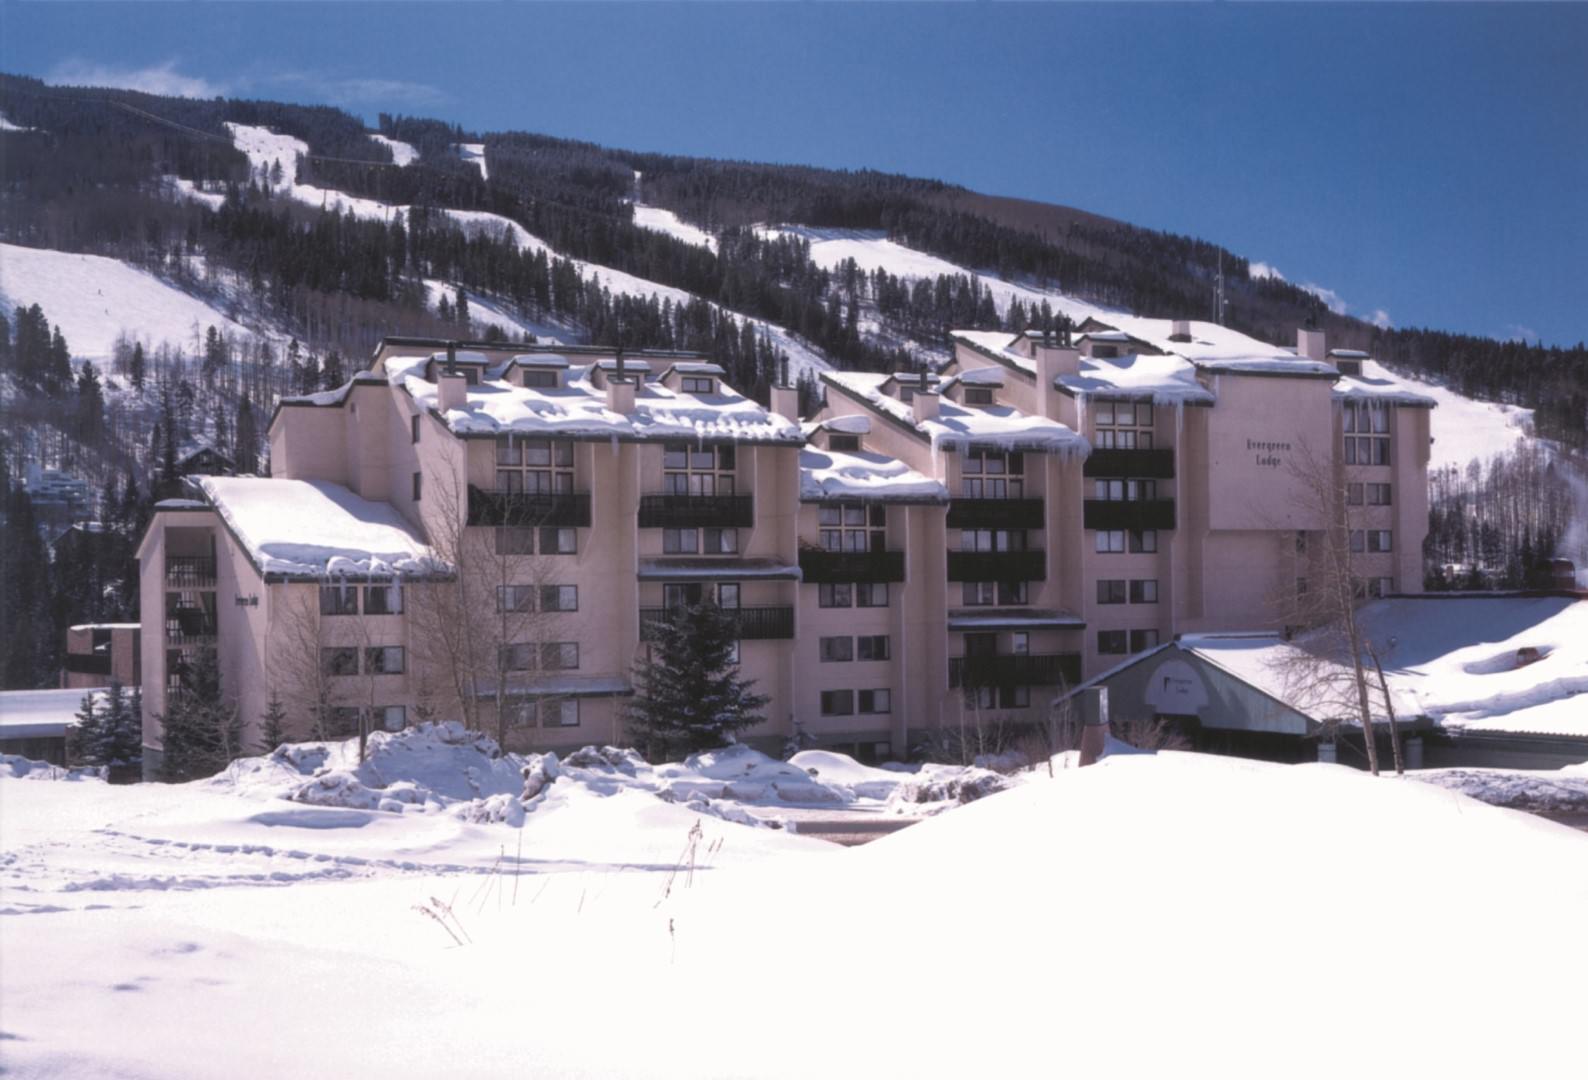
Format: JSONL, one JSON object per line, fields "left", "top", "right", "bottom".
{"left": 0, "top": 754, "right": 106, "bottom": 782}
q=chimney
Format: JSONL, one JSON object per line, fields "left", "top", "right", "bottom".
{"left": 1297, "top": 328, "right": 1327, "bottom": 363}
{"left": 1032, "top": 344, "right": 1079, "bottom": 419}
{"left": 607, "top": 375, "right": 637, "bottom": 415}
{"left": 1077, "top": 685, "right": 1110, "bottom": 767}
{"left": 769, "top": 357, "right": 800, "bottom": 422}
{"left": 1170, "top": 319, "right": 1192, "bottom": 342}
{"left": 437, "top": 371, "right": 468, "bottom": 412}
{"left": 911, "top": 387, "right": 940, "bottom": 424}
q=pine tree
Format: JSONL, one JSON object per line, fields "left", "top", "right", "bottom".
{"left": 259, "top": 692, "right": 288, "bottom": 752}
{"left": 129, "top": 341, "right": 146, "bottom": 391}
{"left": 454, "top": 287, "right": 471, "bottom": 329}
{"left": 322, "top": 349, "right": 345, "bottom": 390}
{"left": 67, "top": 690, "right": 106, "bottom": 766}
{"left": 99, "top": 681, "right": 142, "bottom": 770}
{"left": 625, "top": 600, "right": 769, "bottom": 761}
{"left": 235, "top": 393, "right": 259, "bottom": 473}
{"left": 158, "top": 646, "right": 234, "bottom": 781}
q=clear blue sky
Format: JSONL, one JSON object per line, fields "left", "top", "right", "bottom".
{"left": 4, "top": 2, "right": 1584, "bottom": 346}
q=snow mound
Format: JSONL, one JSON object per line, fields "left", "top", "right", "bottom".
{"left": 0, "top": 754, "right": 106, "bottom": 782}
{"left": 885, "top": 767, "right": 1009, "bottom": 813}
{"left": 1413, "top": 767, "right": 1588, "bottom": 813}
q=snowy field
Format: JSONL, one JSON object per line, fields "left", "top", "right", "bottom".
{"left": 0, "top": 243, "right": 258, "bottom": 361}
{"left": 3, "top": 725, "right": 1585, "bottom": 1078}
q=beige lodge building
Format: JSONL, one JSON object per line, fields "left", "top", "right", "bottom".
{"left": 137, "top": 317, "right": 1434, "bottom": 769}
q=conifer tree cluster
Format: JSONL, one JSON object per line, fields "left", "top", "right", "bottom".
{"left": 157, "top": 646, "right": 244, "bottom": 782}
{"left": 626, "top": 601, "right": 769, "bottom": 761}
{"left": 67, "top": 680, "right": 143, "bottom": 775}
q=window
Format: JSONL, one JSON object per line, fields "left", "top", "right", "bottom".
{"left": 327, "top": 707, "right": 362, "bottom": 736}
{"left": 543, "top": 699, "right": 579, "bottom": 727}
{"left": 321, "top": 647, "right": 358, "bottom": 676}
{"left": 857, "top": 635, "right": 890, "bottom": 661}
{"left": 820, "top": 636, "right": 854, "bottom": 662}
{"left": 960, "top": 529, "right": 1028, "bottom": 552}
{"left": 820, "top": 690, "right": 855, "bottom": 716}
{"left": 541, "top": 585, "right": 578, "bottom": 612}
{"left": 1096, "top": 531, "right": 1125, "bottom": 553}
{"left": 1368, "top": 530, "right": 1393, "bottom": 553}
{"left": 663, "top": 528, "right": 697, "bottom": 554}
{"left": 1370, "top": 576, "right": 1395, "bottom": 598}
{"left": 818, "top": 583, "right": 853, "bottom": 608}
{"left": 541, "top": 528, "right": 576, "bottom": 555}
{"left": 1130, "top": 629, "right": 1160, "bottom": 653}
{"left": 496, "top": 527, "right": 535, "bottom": 555}
{"left": 858, "top": 689, "right": 892, "bottom": 714}
{"left": 542, "top": 642, "right": 579, "bottom": 671}
{"left": 1011, "top": 632, "right": 1030, "bottom": 656}
{"left": 1129, "top": 530, "right": 1158, "bottom": 553}
{"left": 1368, "top": 483, "right": 1393, "bottom": 506}
{"left": 827, "top": 433, "right": 861, "bottom": 452}
{"left": 963, "top": 582, "right": 997, "bottom": 606}
{"left": 819, "top": 503, "right": 886, "bottom": 553}
{"left": 856, "top": 583, "right": 889, "bottom": 608}
{"left": 1343, "top": 403, "right": 1391, "bottom": 465}
{"left": 960, "top": 449, "right": 1024, "bottom": 499}
{"left": 364, "top": 584, "right": 403, "bottom": 615}
{"left": 1350, "top": 530, "right": 1366, "bottom": 554}
{"left": 703, "top": 528, "right": 738, "bottom": 554}
{"left": 499, "top": 644, "right": 535, "bottom": 671}
{"left": 523, "top": 369, "right": 559, "bottom": 388}
{"left": 410, "top": 415, "right": 421, "bottom": 444}
{"left": 663, "top": 442, "right": 735, "bottom": 495}
{"left": 378, "top": 705, "right": 407, "bottom": 732}
{"left": 496, "top": 437, "right": 574, "bottom": 496}
{"left": 1346, "top": 482, "right": 1364, "bottom": 506}
{"left": 1092, "top": 479, "right": 1157, "bottom": 501}
{"left": 319, "top": 585, "right": 359, "bottom": 616}
{"left": 681, "top": 375, "right": 715, "bottom": 394}
{"left": 412, "top": 472, "right": 422, "bottom": 501}
{"left": 1097, "top": 631, "right": 1128, "bottom": 655}
{"left": 497, "top": 585, "right": 536, "bottom": 612}
{"left": 1097, "top": 579, "right": 1127, "bottom": 605}
{"left": 716, "top": 583, "right": 740, "bottom": 609}
{"left": 997, "top": 581, "right": 1028, "bottom": 605}
{"left": 1093, "top": 401, "right": 1154, "bottom": 449}
{"left": 964, "top": 387, "right": 994, "bottom": 406}
{"left": 1130, "top": 579, "right": 1159, "bottom": 604}
{"left": 365, "top": 646, "right": 405, "bottom": 675}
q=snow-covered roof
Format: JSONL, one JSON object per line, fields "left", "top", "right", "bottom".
{"left": 1059, "top": 352, "right": 1215, "bottom": 405}
{"left": 663, "top": 361, "right": 727, "bottom": 378}
{"left": 951, "top": 330, "right": 1032, "bottom": 375}
{"left": 1083, "top": 317, "right": 1338, "bottom": 378}
{"left": 511, "top": 354, "right": 570, "bottom": 369}
{"left": 800, "top": 447, "right": 948, "bottom": 504}
{"left": 1331, "top": 360, "right": 1438, "bottom": 408}
{"left": 946, "top": 609, "right": 1086, "bottom": 631}
{"left": 636, "top": 558, "right": 801, "bottom": 581}
{"left": 801, "top": 414, "right": 872, "bottom": 438}
{"left": 0, "top": 687, "right": 106, "bottom": 738}
{"left": 402, "top": 362, "right": 803, "bottom": 446}
{"left": 197, "top": 477, "right": 448, "bottom": 581}
{"left": 822, "top": 371, "right": 1088, "bottom": 456}
{"left": 278, "top": 374, "right": 385, "bottom": 409}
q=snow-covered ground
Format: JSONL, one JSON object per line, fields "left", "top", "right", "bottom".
{"left": 0, "top": 242, "right": 259, "bottom": 361}
{"left": 1362, "top": 359, "right": 1535, "bottom": 470}
{"left": 0, "top": 111, "right": 35, "bottom": 132}
{"left": 370, "top": 133, "right": 419, "bottom": 167}
{"left": 1414, "top": 762, "right": 1588, "bottom": 813}
{"left": 454, "top": 142, "right": 487, "bottom": 180}
{"left": 633, "top": 205, "right": 718, "bottom": 252}
{"left": 420, "top": 279, "right": 569, "bottom": 343}
{"left": 2, "top": 730, "right": 1583, "bottom": 1077}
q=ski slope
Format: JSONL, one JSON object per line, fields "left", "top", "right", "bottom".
{"left": 370, "top": 133, "right": 418, "bottom": 167}
{"left": 421, "top": 280, "right": 568, "bottom": 344}
{"left": 633, "top": 205, "right": 718, "bottom": 252}
{"left": 0, "top": 242, "right": 260, "bottom": 361}
{"left": 454, "top": 142, "right": 488, "bottom": 179}
{"left": 222, "top": 124, "right": 829, "bottom": 379}
{"left": 1362, "top": 360, "right": 1536, "bottom": 471}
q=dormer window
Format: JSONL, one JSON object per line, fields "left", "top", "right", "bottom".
{"left": 828, "top": 434, "right": 861, "bottom": 452}
{"left": 964, "top": 387, "right": 994, "bottom": 406}
{"left": 681, "top": 375, "right": 715, "bottom": 394}
{"left": 523, "top": 370, "right": 559, "bottom": 389}
{"left": 1092, "top": 345, "right": 1120, "bottom": 359}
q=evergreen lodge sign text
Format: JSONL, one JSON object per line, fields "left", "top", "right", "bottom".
{"left": 1247, "top": 437, "right": 1292, "bottom": 468}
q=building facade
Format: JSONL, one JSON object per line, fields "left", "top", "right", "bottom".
{"left": 138, "top": 320, "right": 1433, "bottom": 770}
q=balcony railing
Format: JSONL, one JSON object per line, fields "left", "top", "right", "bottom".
{"left": 63, "top": 653, "right": 114, "bottom": 676}
{"left": 946, "top": 497, "right": 1046, "bottom": 530}
{"left": 637, "top": 493, "right": 755, "bottom": 529}
{"left": 797, "top": 548, "right": 906, "bottom": 584}
{"left": 165, "top": 626, "right": 216, "bottom": 646}
{"left": 949, "top": 652, "right": 1083, "bottom": 689}
{"left": 946, "top": 550, "right": 1047, "bottom": 582}
{"left": 467, "top": 486, "right": 592, "bottom": 528}
{"left": 639, "top": 605, "right": 795, "bottom": 641}
{"left": 1083, "top": 447, "right": 1176, "bottom": 479}
{"left": 1082, "top": 498, "right": 1177, "bottom": 531}
{"left": 166, "top": 556, "right": 216, "bottom": 588}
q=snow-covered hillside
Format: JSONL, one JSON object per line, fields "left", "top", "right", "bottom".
{"left": 0, "top": 242, "right": 261, "bottom": 360}
{"left": 1363, "top": 359, "right": 1536, "bottom": 470}
{"left": 633, "top": 205, "right": 718, "bottom": 252}
{"left": 1, "top": 735, "right": 1582, "bottom": 1077}
{"left": 369, "top": 133, "right": 418, "bottom": 167}
{"left": 421, "top": 279, "right": 568, "bottom": 343}
{"left": 454, "top": 142, "right": 487, "bottom": 180}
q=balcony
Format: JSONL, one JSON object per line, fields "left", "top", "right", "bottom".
{"left": 1083, "top": 498, "right": 1177, "bottom": 531}
{"left": 1083, "top": 448, "right": 1176, "bottom": 479}
{"left": 946, "top": 497, "right": 1045, "bottom": 530}
{"left": 638, "top": 493, "right": 755, "bottom": 529}
{"left": 63, "top": 653, "right": 114, "bottom": 676}
{"left": 946, "top": 550, "right": 1046, "bottom": 582}
{"left": 639, "top": 605, "right": 795, "bottom": 641}
{"left": 165, "top": 625, "right": 216, "bottom": 646}
{"left": 468, "top": 486, "right": 592, "bottom": 528}
{"left": 949, "top": 652, "right": 1083, "bottom": 689}
{"left": 166, "top": 556, "right": 216, "bottom": 588}
{"left": 798, "top": 548, "right": 907, "bottom": 584}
